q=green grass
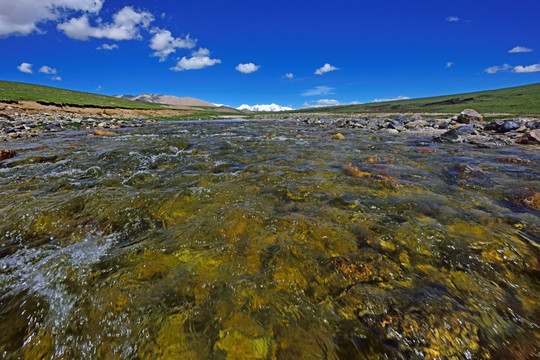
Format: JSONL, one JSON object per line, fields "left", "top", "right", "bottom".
{"left": 287, "top": 82, "right": 540, "bottom": 115}
{"left": 0, "top": 80, "right": 164, "bottom": 109}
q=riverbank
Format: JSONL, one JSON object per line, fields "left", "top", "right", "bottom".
{"left": 2, "top": 105, "right": 540, "bottom": 148}
{"left": 288, "top": 110, "right": 540, "bottom": 147}
{"left": 0, "top": 98, "right": 245, "bottom": 141}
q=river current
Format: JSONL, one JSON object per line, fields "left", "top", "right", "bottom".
{"left": 0, "top": 120, "right": 538, "bottom": 359}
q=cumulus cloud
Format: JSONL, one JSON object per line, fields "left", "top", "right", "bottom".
{"left": 237, "top": 103, "right": 293, "bottom": 112}
{"left": 150, "top": 29, "right": 196, "bottom": 61}
{"left": 57, "top": 6, "right": 153, "bottom": 41}
{"left": 170, "top": 48, "right": 221, "bottom": 71}
{"left": 302, "top": 86, "right": 334, "bottom": 96}
{"left": 371, "top": 96, "right": 410, "bottom": 103}
{"left": 97, "top": 43, "right": 119, "bottom": 50}
{"left": 38, "top": 65, "right": 57, "bottom": 74}
{"left": 51, "top": 76, "right": 62, "bottom": 81}
{"left": 484, "top": 64, "right": 512, "bottom": 74}
{"left": 17, "top": 62, "right": 33, "bottom": 73}
{"left": 236, "top": 63, "right": 260, "bottom": 74}
{"left": 285, "top": 73, "right": 294, "bottom": 79}
{"left": 315, "top": 63, "right": 339, "bottom": 75}
{"left": 445, "top": 16, "right": 460, "bottom": 22}
{"left": 513, "top": 63, "right": 540, "bottom": 73}
{"left": 446, "top": 62, "right": 454, "bottom": 68}
{"left": 0, "top": 0, "right": 104, "bottom": 37}
{"left": 508, "top": 46, "right": 533, "bottom": 53}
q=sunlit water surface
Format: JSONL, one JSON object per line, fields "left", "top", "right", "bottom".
{"left": 0, "top": 120, "right": 539, "bottom": 359}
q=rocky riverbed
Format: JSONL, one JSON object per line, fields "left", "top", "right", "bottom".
{"left": 0, "top": 119, "right": 539, "bottom": 358}
{"left": 292, "top": 110, "right": 540, "bottom": 148}
{"left": 0, "top": 112, "right": 156, "bottom": 141}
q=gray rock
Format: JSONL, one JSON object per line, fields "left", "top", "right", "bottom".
{"left": 456, "top": 124, "right": 475, "bottom": 135}
{"left": 484, "top": 119, "right": 521, "bottom": 133}
{"left": 435, "top": 128, "right": 462, "bottom": 143}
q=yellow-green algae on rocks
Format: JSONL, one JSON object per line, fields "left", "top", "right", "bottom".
{"left": 0, "top": 120, "right": 539, "bottom": 359}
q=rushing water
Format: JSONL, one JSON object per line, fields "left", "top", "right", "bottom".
{"left": 0, "top": 120, "right": 539, "bottom": 359}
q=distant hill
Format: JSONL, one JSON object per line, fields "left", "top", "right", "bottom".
{"left": 293, "top": 82, "right": 540, "bottom": 115}
{"left": 116, "top": 94, "right": 216, "bottom": 107}
{"left": 0, "top": 80, "right": 245, "bottom": 120}
{"left": 0, "top": 80, "right": 163, "bottom": 109}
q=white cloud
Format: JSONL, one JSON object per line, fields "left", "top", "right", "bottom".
{"left": 508, "top": 46, "right": 533, "bottom": 53}
{"left": 237, "top": 104, "right": 293, "bottom": 112}
{"left": 51, "top": 76, "right": 62, "bottom": 81}
{"left": 484, "top": 64, "right": 512, "bottom": 74}
{"left": 446, "top": 62, "right": 454, "bottom": 68}
{"left": 285, "top": 73, "right": 293, "bottom": 79}
{"left": 95, "top": 85, "right": 102, "bottom": 91}
{"left": 371, "top": 96, "right": 410, "bottom": 103}
{"left": 97, "top": 43, "right": 119, "bottom": 50}
{"left": 38, "top": 65, "right": 57, "bottom": 74}
{"left": 170, "top": 48, "right": 221, "bottom": 71}
{"left": 236, "top": 63, "right": 260, "bottom": 74}
{"left": 0, "top": 0, "right": 104, "bottom": 37}
{"left": 445, "top": 16, "right": 460, "bottom": 22}
{"left": 149, "top": 28, "right": 196, "bottom": 61}
{"left": 17, "top": 62, "right": 33, "bottom": 73}
{"left": 302, "top": 86, "right": 334, "bottom": 96}
{"left": 57, "top": 6, "right": 154, "bottom": 41}
{"left": 513, "top": 63, "right": 540, "bottom": 73}
{"left": 315, "top": 63, "right": 339, "bottom": 75}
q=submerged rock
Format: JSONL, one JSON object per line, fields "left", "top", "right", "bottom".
{"left": 0, "top": 148, "right": 16, "bottom": 160}
{"left": 7, "top": 155, "right": 58, "bottom": 167}
{"left": 496, "top": 157, "right": 532, "bottom": 164}
{"left": 456, "top": 163, "right": 489, "bottom": 182}
{"left": 512, "top": 192, "right": 540, "bottom": 211}
{"left": 92, "top": 130, "right": 116, "bottom": 136}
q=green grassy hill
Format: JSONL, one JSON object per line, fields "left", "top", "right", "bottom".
{"left": 0, "top": 80, "right": 164, "bottom": 109}
{"left": 293, "top": 82, "right": 540, "bottom": 115}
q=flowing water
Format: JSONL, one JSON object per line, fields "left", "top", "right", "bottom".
{"left": 0, "top": 120, "right": 539, "bottom": 359}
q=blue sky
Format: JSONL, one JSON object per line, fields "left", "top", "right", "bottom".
{"left": 1, "top": 0, "right": 539, "bottom": 109}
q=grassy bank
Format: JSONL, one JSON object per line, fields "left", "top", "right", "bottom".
{"left": 0, "top": 80, "right": 164, "bottom": 109}
{"left": 285, "top": 82, "right": 540, "bottom": 116}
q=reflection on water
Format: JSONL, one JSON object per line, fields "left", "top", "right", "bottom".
{"left": 0, "top": 120, "right": 539, "bottom": 359}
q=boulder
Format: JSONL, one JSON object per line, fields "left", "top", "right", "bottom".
{"left": 405, "top": 119, "right": 427, "bottom": 129}
{"left": 434, "top": 128, "right": 462, "bottom": 143}
{"left": 455, "top": 124, "right": 475, "bottom": 135}
{"left": 484, "top": 119, "right": 521, "bottom": 133}
{"left": 332, "top": 133, "right": 346, "bottom": 140}
{"left": 516, "top": 129, "right": 540, "bottom": 145}
{"left": 457, "top": 109, "right": 483, "bottom": 124}
{"left": 387, "top": 119, "right": 404, "bottom": 131}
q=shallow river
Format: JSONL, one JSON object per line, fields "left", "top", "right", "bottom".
{"left": 0, "top": 120, "right": 539, "bottom": 359}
